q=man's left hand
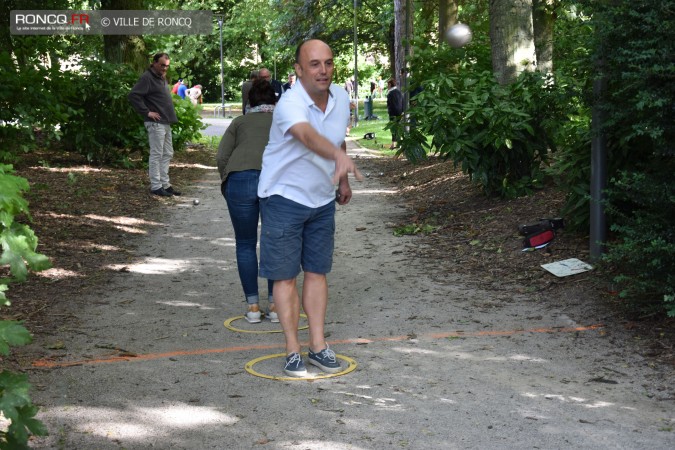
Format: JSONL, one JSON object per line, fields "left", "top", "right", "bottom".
{"left": 336, "top": 181, "right": 352, "bottom": 205}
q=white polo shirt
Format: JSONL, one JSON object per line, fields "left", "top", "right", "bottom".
{"left": 257, "top": 79, "right": 350, "bottom": 208}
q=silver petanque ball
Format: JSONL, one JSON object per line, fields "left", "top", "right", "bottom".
{"left": 366, "top": 172, "right": 371, "bottom": 178}
{"left": 193, "top": 199, "right": 200, "bottom": 205}
{"left": 445, "top": 23, "right": 473, "bottom": 48}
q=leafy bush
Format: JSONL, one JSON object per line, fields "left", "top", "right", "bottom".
{"left": 543, "top": 84, "right": 592, "bottom": 231}
{"left": 602, "top": 168, "right": 675, "bottom": 317}
{"left": 58, "top": 60, "right": 204, "bottom": 165}
{"left": 595, "top": 0, "right": 675, "bottom": 160}
{"left": 0, "top": 164, "right": 51, "bottom": 447}
{"left": 583, "top": 0, "right": 675, "bottom": 318}
{"left": 0, "top": 51, "right": 73, "bottom": 164}
{"left": 57, "top": 59, "right": 149, "bottom": 164}
{"left": 400, "top": 70, "right": 560, "bottom": 198}
{"left": 170, "top": 96, "right": 205, "bottom": 153}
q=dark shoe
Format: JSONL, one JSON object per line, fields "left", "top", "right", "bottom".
{"left": 151, "top": 188, "right": 172, "bottom": 197}
{"left": 308, "top": 345, "right": 341, "bottom": 373}
{"left": 165, "top": 186, "right": 182, "bottom": 196}
{"left": 284, "top": 352, "right": 307, "bottom": 377}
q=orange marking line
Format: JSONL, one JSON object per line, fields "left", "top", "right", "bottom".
{"left": 31, "top": 324, "right": 603, "bottom": 369}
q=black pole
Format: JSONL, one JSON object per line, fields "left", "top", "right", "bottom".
{"left": 590, "top": 66, "right": 608, "bottom": 261}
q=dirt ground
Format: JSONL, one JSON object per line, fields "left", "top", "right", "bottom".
{"left": 2, "top": 139, "right": 674, "bottom": 448}
{"left": 3, "top": 141, "right": 674, "bottom": 374}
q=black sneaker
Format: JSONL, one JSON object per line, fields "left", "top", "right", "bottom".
{"left": 151, "top": 188, "right": 172, "bottom": 197}
{"left": 308, "top": 345, "right": 341, "bottom": 373}
{"left": 165, "top": 186, "right": 182, "bottom": 196}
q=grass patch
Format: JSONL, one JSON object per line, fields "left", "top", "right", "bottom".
{"left": 195, "top": 134, "right": 221, "bottom": 148}
{"left": 351, "top": 99, "right": 396, "bottom": 156}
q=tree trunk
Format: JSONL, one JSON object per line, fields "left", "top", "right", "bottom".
{"left": 388, "top": 19, "right": 396, "bottom": 79}
{"left": 489, "top": 0, "right": 537, "bottom": 84}
{"left": 394, "top": 0, "right": 407, "bottom": 88}
{"left": 102, "top": 0, "right": 147, "bottom": 73}
{"left": 532, "top": 0, "right": 554, "bottom": 74}
{"left": 439, "top": 0, "right": 459, "bottom": 44}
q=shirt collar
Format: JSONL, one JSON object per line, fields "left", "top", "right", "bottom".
{"left": 295, "top": 79, "right": 335, "bottom": 110}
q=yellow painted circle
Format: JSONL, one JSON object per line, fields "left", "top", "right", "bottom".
{"left": 224, "top": 314, "right": 309, "bottom": 334}
{"left": 245, "top": 352, "right": 357, "bottom": 381}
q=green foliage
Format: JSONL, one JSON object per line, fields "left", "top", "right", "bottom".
{"left": 0, "top": 165, "right": 51, "bottom": 283}
{"left": 400, "top": 70, "right": 560, "bottom": 198}
{"left": 393, "top": 223, "right": 439, "bottom": 236}
{"left": 551, "top": 0, "right": 675, "bottom": 230}
{"left": 57, "top": 59, "right": 148, "bottom": 164}
{"left": 576, "top": 0, "right": 675, "bottom": 319}
{"left": 594, "top": 0, "right": 675, "bottom": 160}
{"left": 0, "top": 371, "right": 49, "bottom": 448}
{"left": 0, "top": 321, "right": 32, "bottom": 357}
{"left": 0, "top": 51, "right": 73, "bottom": 163}
{"left": 272, "top": 0, "right": 391, "bottom": 58}
{"left": 542, "top": 75, "right": 592, "bottom": 231}
{"left": 601, "top": 168, "right": 675, "bottom": 317}
{"left": 171, "top": 97, "right": 206, "bottom": 152}
{"left": 0, "top": 165, "right": 50, "bottom": 446}
{"left": 55, "top": 59, "right": 203, "bottom": 165}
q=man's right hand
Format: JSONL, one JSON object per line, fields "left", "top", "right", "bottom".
{"left": 148, "top": 112, "right": 161, "bottom": 121}
{"left": 333, "top": 150, "right": 364, "bottom": 184}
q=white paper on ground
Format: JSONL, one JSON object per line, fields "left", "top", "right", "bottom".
{"left": 541, "top": 258, "right": 593, "bottom": 277}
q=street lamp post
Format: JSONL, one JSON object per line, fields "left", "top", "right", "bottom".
{"left": 218, "top": 17, "right": 224, "bottom": 108}
{"left": 353, "top": 0, "right": 359, "bottom": 127}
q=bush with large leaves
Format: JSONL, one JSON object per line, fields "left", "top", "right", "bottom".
{"left": 0, "top": 164, "right": 51, "bottom": 447}
{"left": 400, "top": 69, "right": 562, "bottom": 198}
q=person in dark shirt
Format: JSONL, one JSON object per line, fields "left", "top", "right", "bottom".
{"left": 282, "top": 73, "right": 296, "bottom": 92}
{"left": 258, "top": 67, "right": 284, "bottom": 100}
{"left": 128, "top": 53, "right": 181, "bottom": 197}
{"left": 386, "top": 78, "right": 404, "bottom": 149}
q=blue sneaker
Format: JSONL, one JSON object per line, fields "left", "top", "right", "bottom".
{"left": 308, "top": 345, "right": 341, "bottom": 373}
{"left": 284, "top": 352, "right": 307, "bottom": 377}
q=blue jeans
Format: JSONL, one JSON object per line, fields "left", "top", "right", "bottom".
{"left": 222, "top": 170, "right": 274, "bottom": 304}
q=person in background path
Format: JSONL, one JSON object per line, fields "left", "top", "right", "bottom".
{"left": 282, "top": 73, "right": 296, "bottom": 92}
{"left": 258, "top": 39, "right": 363, "bottom": 377}
{"left": 128, "top": 52, "right": 182, "bottom": 197}
{"left": 217, "top": 80, "right": 278, "bottom": 323}
{"left": 172, "top": 78, "right": 183, "bottom": 95}
{"left": 258, "top": 67, "right": 284, "bottom": 100}
{"left": 345, "top": 78, "right": 353, "bottom": 99}
{"left": 177, "top": 80, "right": 188, "bottom": 99}
{"left": 241, "top": 70, "right": 258, "bottom": 114}
{"left": 186, "top": 84, "right": 202, "bottom": 106}
{"left": 386, "top": 78, "right": 404, "bottom": 150}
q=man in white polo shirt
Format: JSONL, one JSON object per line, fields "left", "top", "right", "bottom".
{"left": 258, "top": 39, "right": 363, "bottom": 377}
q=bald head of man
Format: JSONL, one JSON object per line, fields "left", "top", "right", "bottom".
{"left": 293, "top": 39, "right": 334, "bottom": 104}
